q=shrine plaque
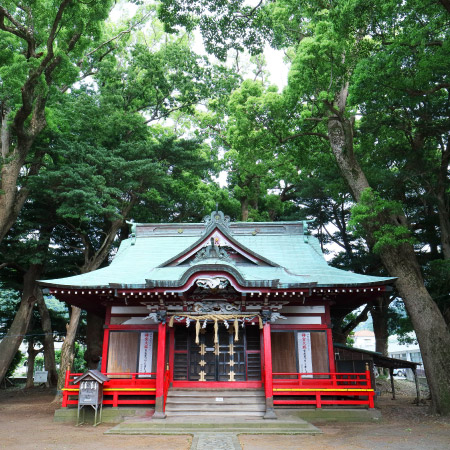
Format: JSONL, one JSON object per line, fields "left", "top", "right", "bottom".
{"left": 297, "top": 332, "right": 313, "bottom": 377}
{"left": 34, "top": 371, "right": 48, "bottom": 383}
{"left": 138, "top": 332, "right": 153, "bottom": 377}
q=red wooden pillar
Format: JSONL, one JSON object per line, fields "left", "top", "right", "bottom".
{"left": 263, "top": 322, "right": 277, "bottom": 419}
{"left": 169, "top": 326, "right": 175, "bottom": 383}
{"left": 326, "top": 328, "right": 336, "bottom": 373}
{"left": 101, "top": 305, "right": 111, "bottom": 373}
{"left": 153, "top": 321, "right": 167, "bottom": 419}
{"left": 101, "top": 329, "right": 110, "bottom": 373}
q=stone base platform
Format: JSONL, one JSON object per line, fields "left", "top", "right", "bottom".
{"left": 104, "top": 410, "right": 322, "bottom": 435}
{"left": 53, "top": 406, "right": 155, "bottom": 424}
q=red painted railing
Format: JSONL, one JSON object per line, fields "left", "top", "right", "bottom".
{"left": 271, "top": 369, "right": 374, "bottom": 409}
{"left": 62, "top": 371, "right": 157, "bottom": 408}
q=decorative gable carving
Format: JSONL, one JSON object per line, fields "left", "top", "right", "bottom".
{"left": 157, "top": 209, "right": 280, "bottom": 268}
{"left": 191, "top": 238, "right": 235, "bottom": 265}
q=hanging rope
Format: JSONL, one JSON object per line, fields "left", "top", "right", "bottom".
{"left": 214, "top": 319, "right": 219, "bottom": 343}
{"left": 195, "top": 319, "right": 201, "bottom": 344}
{"left": 168, "top": 313, "right": 263, "bottom": 345}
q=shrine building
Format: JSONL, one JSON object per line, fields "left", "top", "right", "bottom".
{"left": 41, "top": 210, "right": 394, "bottom": 418}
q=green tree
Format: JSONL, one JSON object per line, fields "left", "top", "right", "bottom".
{"left": 158, "top": 0, "right": 450, "bottom": 414}
{"left": 0, "top": 0, "right": 124, "bottom": 243}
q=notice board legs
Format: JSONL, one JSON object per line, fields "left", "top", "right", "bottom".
{"left": 76, "top": 404, "right": 103, "bottom": 426}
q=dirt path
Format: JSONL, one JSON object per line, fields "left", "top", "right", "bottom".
{"left": 240, "top": 393, "right": 450, "bottom": 450}
{"left": 0, "top": 388, "right": 191, "bottom": 450}
{"left": 0, "top": 386, "right": 449, "bottom": 450}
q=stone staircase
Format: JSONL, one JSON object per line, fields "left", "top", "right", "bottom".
{"left": 164, "top": 388, "right": 266, "bottom": 417}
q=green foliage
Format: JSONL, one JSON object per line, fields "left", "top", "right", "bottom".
{"left": 158, "top": 0, "right": 270, "bottom": 60}
{"left": 0, "top": 0, "right": 116, "bottom": 118}
{"left": 346, "top": 333, "right": 355, "bottom": 347}
{"left": 424, "top": 260, "right": 450, "bottom": 322}
{"left": 387, "top": 300, "right": 415, "bottom": 344}
{"left": 6, "top": 350, "right": 23, "bottom": 378}
{"left": 55, "top": 343, "right": 87, "bottom": 374}
{"left": 350, "top": 189, "right": 416, "bottom": 253}
{"left": 0, "top": 288, "right": 21, "bottom": 337}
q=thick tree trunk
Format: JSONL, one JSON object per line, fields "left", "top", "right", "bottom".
{"left": 1, "top": 106, "right": 10, "bottom": 159}
{"left": 55, "top": 220, "right": 126, "bottom": 394}
{"left": 0, "top": 151, "right": 30, "bottom": 242}
{"left": 36, "top": 289, "right": 58, "bottom": 387}
{"left": 326, "top": 92, "right": 450, "bottom": 414}
{"left": 0, "top": 264, "right": 43, "bottom": 385}
{"left": 25, "top": 340, "right": 41, "bottom": 389}
{"left": 56, "top": 306, "right": 82, "bottom": 394}
{"left": 84, "top": 312, "right": 104, "bottom": 370}
{"left": 379, "top": 244, "right": 450, "bottom": 414}
{"left": 436, "top": 141, "right": 450, "bottom": 259}
{"left": 371, "top": 297, "right": 390, "bottom": 356}
{"left": 241, "top": 197, "right": 249, "bottom": 221}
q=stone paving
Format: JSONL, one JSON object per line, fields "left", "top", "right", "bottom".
{"left": 191, "top": 432, "right": 241, "bottom": 450}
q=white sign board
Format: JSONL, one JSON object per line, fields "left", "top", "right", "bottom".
{"left": 297, "top": 332, "right": 313, "bottom": 377}
{"left": 34, "top": 371, "right": 48, "bottom": 383}
{"left": 138, "top": 332, "right": 154, "bottom": 378}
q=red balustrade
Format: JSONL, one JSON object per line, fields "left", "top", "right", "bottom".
{"left": 61, "top": 371, "right": 157, "bottom": 407}
{"left": 272, "top": 368, "right": 374, "bottom": 408}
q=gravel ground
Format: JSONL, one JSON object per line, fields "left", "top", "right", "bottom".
{"left": 0, "top": 380, "right": 449, "bottom": 450}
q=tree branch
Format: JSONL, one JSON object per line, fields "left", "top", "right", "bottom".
{"left": 279, "top": 131, "right": 329, "bottom": 143}
{"left": 406, "top": 83, "right": 450, "bottom": 97}
{"left": 342, "top": 304, "right": 372, "bottom": 335}
{"left": 0, "top": 6, "right": 33, "bottom": 45}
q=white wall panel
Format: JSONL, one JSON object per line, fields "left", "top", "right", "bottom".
{"left": 273, "top": 316, "right": 322, "bottom": 325}
{"left": 281, "top": 306, "right": 325, "bottom": 314}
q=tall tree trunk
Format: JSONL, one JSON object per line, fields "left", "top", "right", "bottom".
{"left": 36, "top": 289, "right": 58, "bottom": 387}
{"left": 84, "top": 312, "right": 104, "bottom": 370}
{"left": 371, "top": 297, "right": 390, "bottom": 356}
{"left": 0, "top": 264, "right": 43, "bottom": 385}
{"left": 25, "top": 339, "right": 41, "bottom": 389}
{"left": 54, "top": 219, "right": 126, "bottom": 394}
{"left": 56, "top": 306, "right": 82, "bottom": 395}
{"left": 326, "top": 89, "right": 450, "bottom": 414}
{"left": 436, "top": 139, "right": 450, "bottom": 259}
{"left": 0, "top": 150, "right": 30, "bottom": 242}
{"left": 241, "top": 197, "right": 249, "bottom": 221}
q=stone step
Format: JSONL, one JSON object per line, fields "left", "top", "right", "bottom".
{"left": 165, "top": 388, "right": 266, "bottom": 418}
{"left": 166, "top": 397, "right": 265, "bottom": 405}
{"left": 106, "top": 428, "right": 320, "bottom": 435}
{"left": 108, "top": 419, "right": 318, "bottom": 430}
{"left": 165, "top": 411, "right": 266, "bottom": 417}
{"left": 105, "top": 419, "right": 322, "bottom": 435}
{"left": 166, "top": 404, "right": 266, "bottom": 412}
{"left": 166, "top": 399, "right": 266, "bottom": 409}
{"left": 167, "top": 389, "right": 265, "bottom": 398}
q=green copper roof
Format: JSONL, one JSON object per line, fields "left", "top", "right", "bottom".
{"left": 40, "top": 212, "right": 394, "bottom": 289}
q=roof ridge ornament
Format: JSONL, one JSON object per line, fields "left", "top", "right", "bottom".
{"left": 202, "top": 208, "right": 231, "bottom": 234}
